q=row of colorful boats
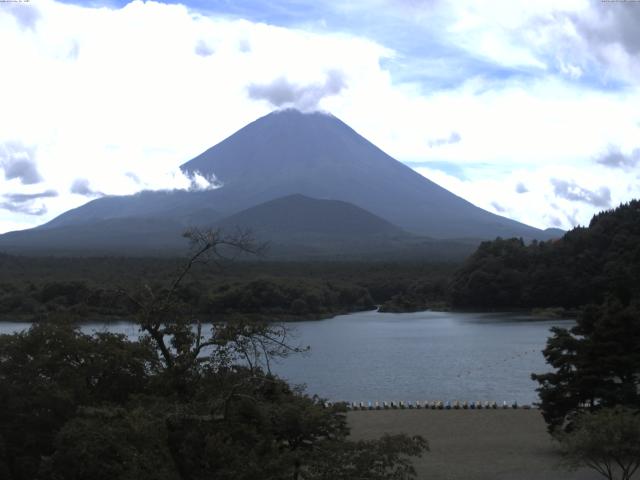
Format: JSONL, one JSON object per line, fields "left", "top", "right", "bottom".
{"left": 327, "top": 400, "right": 535, "bottom": 410}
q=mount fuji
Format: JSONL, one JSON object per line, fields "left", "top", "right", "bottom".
{"left": 0, "top": 109, "right": 559, "bottom": 257}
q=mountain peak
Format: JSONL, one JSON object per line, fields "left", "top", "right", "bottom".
{"left": 254, "top": 108, "right": 343, "bottom": 130}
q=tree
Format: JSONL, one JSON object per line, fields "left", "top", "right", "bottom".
{"left": 532, "top": 300, "right": 640, "bottom": 432}
{"left": 44, "top": 406, "right": 177, "bottom": 480}
{"left": 306, "top": 434, "right": 429, "bottom": 480}
{"left": 556, "top": 407, "right": 640, "bottom": 480}
{"left": 0, "top": 322, "right": 154, "bottom": 480}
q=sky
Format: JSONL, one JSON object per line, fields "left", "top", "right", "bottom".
{"left": 1, "top": 0, "right": 639, "bottom": 234}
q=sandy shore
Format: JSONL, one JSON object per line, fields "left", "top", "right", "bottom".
{"left": 348, "top": 409, "right": 600, "bottom": 480}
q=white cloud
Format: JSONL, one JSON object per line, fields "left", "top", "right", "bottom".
{"left": 248, "top": 70, "right": 347, "bottom": 112}
{"left": 333, "top": 74, "right": 640, "bottom": 174}
{"left": 414, "top": 163, "right": 638, "bottom": 230}
{"left": 0, "top": 142, "right": 42, "bottom": 185}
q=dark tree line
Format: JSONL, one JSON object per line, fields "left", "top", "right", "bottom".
{"left": 0, "top": 277, "right": 375, "bottom": 322}
{"left": 451, "top": 200, "right": 640, "bottom": 309}
{"left": 0, "top": 255, "right": 456, "bottom": 321}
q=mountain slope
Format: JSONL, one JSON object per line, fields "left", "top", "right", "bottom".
{"left": 39, "top": 190, "right": 221, "bottom": 230}
{"left": 0, "top": 217, "right": 189, "bottom": 255}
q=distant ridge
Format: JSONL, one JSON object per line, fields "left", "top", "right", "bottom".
{"left": 216, "top": 194, "right": 405, "bottom": 237}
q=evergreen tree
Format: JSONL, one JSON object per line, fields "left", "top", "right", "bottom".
{"left": 532, "top": 300, "right": 640, "bottom": 432}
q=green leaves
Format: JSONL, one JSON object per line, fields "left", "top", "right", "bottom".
{"left": 533, "top": 301, "right": 640, "bottom": 432}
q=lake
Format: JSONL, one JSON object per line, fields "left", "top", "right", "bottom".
{"left": 0, "top": 310, "right": 573, "bottom": 404}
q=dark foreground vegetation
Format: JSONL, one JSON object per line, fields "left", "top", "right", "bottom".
{"left": 0, "top": 322, "right": 427, "bottom": 480}
{"left": 0, "top": 230, "right": 427, "bottom": 480}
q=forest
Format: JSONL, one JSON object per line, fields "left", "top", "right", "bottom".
{"left": 0, "top": 254, "right": 454, "bottom": 322}
{"left": 450, "top": 200, "right": 640, "bottom": 310}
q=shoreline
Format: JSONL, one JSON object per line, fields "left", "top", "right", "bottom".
{"left": 0, "top": 305, "right": 580, "bottom": 324}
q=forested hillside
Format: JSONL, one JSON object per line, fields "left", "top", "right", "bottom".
{"left": 450, "top": 201, "right": 640, "bottom": 309}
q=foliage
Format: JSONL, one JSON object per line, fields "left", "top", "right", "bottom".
{"left": 0, "top": 323, "right": 154, "bottom": 480}
{"left": 204, "top": 277, "right": 374, "bottom": 318}
{"left": 532, "top": 301, "right": 640, "bottom": 432}
{"left": 306, "top": 434, "right": 429, "bottom": 479}
{"left": 556, "top": 407, "right": 640, "bottom": 480}
{"left": 0, "top": 255, "right": 456, "bottom": 320}
{"left": 0, "top": 228, "right": 428, "bottom": 480}
{"left": 45, "top": 406, "right": 177, "bottom": 480}
{"left": 451, "top": 200, "right": 640, "bottom": 309}
{"left": 378, "top": 277, "right": 448, "bottom": 312}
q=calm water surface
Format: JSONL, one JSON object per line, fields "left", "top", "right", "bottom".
{"left": 0, "top": 310, "right": 573, "bottom": 404}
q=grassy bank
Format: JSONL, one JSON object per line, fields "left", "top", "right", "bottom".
{"left": 348, "top": 409, "right": 600, "bottom": 480}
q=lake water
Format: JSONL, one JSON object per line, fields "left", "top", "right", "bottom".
{"left": 0, "top": 310, "right": 573, "bottom": 404}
